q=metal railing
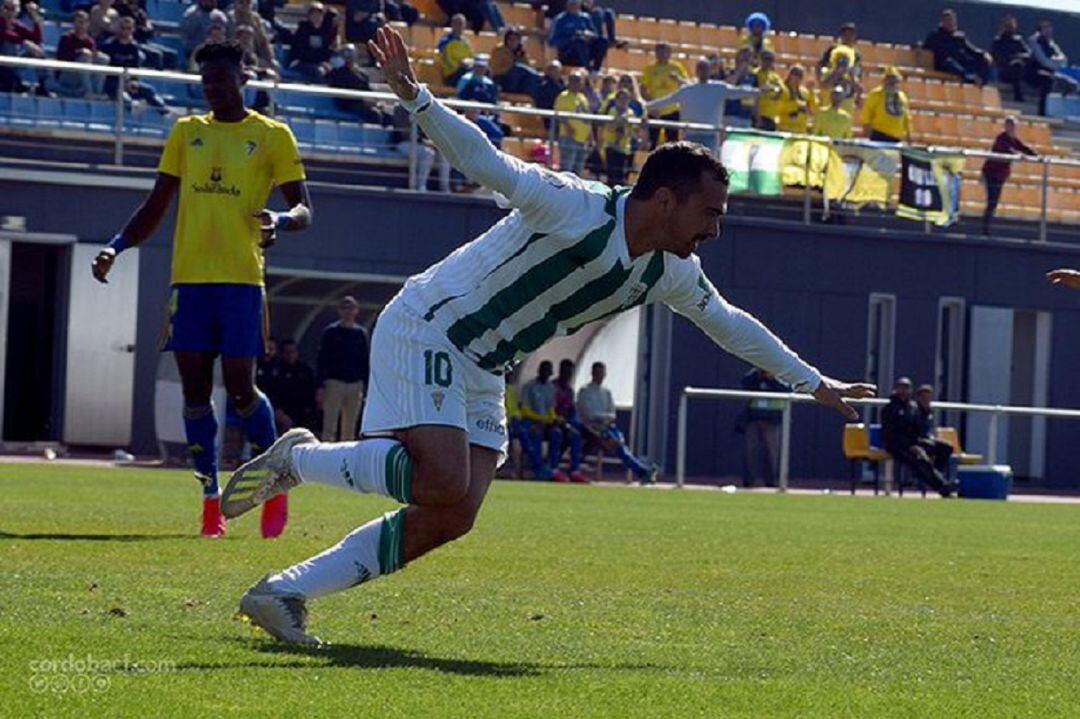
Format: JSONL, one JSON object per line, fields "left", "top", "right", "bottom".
{"left": 3, "top": 54, "right": 1080, "bottom": 239}
{"left": 674, "top": 386, "right": 1080, "bottom": 490}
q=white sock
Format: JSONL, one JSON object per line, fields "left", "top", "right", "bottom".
{"left": 267, "top": 509, "right": 407, "bottom": 599}
{"left": 291, "top": 439, "right": 414, "bottom": 503}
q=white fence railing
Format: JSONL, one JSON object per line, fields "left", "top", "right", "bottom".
{"left": 674, "top": 386, "right": 1080, "bottom": 490}
{"left": 3, "top": 55, "right": 1080, "bottom": 239}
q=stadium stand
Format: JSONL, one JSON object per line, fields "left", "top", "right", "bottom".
{"left": 2, "top": 0, "right": 1078, "bottom": 223}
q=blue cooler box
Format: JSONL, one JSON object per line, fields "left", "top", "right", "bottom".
{"left": 957, "top": 465, "right": 1013, "bottom": 500}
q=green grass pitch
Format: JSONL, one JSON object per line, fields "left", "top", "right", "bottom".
{"left": 1, "top": 462, "right": 1078, "bottom": 717}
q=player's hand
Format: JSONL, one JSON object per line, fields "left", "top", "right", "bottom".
{"left": 254, "top": 209, "right": 278, "bottom": 248}
{"left": 367, "top": 25, "right": 420, "bottom": 102}
{"left": 91, "top": 248, "right": 116, "bottom": 284}
{"left": 812, "top": 376, "right": 877, "bottom": 421}
{"left": 1047, "top": 268, "right": 1080, "bottom": 290}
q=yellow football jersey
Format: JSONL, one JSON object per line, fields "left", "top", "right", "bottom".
{"left": 158, "top": 111, "right": 306, "bottom": 286}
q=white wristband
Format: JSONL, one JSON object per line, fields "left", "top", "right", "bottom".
{"left": 400, "top": 85, "right": 434, "bottom": 115}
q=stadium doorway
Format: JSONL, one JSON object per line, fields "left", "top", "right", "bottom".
{"left": 0, "top": 234, "right": 140, "bottom": 448}
{"left": 967, "top": 306, "right": 1052, "bottom": 479}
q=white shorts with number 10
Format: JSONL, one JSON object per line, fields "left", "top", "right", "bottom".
{"left": 361, "top": 298, "right": 509, "bottom": 460}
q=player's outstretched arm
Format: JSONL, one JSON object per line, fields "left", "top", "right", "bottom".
{"left": 368, "top": 26, "right": 525, "bottom": 200}
{"left": 92, "top": 172, "right": 180, "bottom": 284}
{"left": 1047, "top": 268, "right": 1080, "bottom": 290}
{"left": 664, "top": 263, "right": 876, "bottom": 420}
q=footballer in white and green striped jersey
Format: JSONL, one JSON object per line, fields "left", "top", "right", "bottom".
{"left": 223, "top": 27, "right": 877, "bottom": 646}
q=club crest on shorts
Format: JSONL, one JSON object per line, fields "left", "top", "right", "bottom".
{"left": 431, "top": 389, "right": 445, "bottom": 411}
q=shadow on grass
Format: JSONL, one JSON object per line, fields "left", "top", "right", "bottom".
{"left": 179, "top": 642, "right": 540, "bottom": 677}
{"left": 0, "top": 531, "right": 193, "bottom": 542}
{"left": 179, "top": 639, "right": 668, "bottom": 678}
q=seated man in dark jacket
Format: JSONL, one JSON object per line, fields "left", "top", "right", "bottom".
{"left": 913, "top": 384, "right": 954, "bottom": 483}
{"left": 990, "top": 15, "right": 1030, "bottom": 102}
{"left": 923, "top": 9, "right": 992, "bottom": 86}
{"left": 881, "top": 377, "right": 955, "bottom": 497}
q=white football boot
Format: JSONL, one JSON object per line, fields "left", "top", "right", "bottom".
{"left": 221, "top": 428, "right": 317, "bottom": 519}
{"left": 239, "top": 575, "right": 323, "bottom": 646}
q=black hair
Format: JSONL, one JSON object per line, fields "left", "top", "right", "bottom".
{"left": 591, "top": 362, "right": 605, "bottom": 372}
{"left": 559, "top": 358, "right": 574, "bottom": 371}
{"left": 539, "top": 360, "right": 553, "bottom": 371}
{"left": 630, "top": 142, "right": 730, "bottom": 202}
{"left": 194, "top": 39, "right": 246, "bottom": 68}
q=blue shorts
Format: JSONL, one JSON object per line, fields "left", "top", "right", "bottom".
{"left": 159, "top": 284, "right": 267, "bottom": 358}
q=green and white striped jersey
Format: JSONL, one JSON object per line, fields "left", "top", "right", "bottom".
{"left": 395, "top": 87, "right": 822, "bottom": 393}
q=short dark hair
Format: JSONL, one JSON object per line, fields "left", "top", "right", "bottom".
{"left": 194, "top": 39, "right": 246, "bottom": 68}
{"left": 591, "top": 362, "right": 605, "bottom": 372}
{"left": 559, "top": 358, "right": 574, "bottom": 371}
{"left": 630, "top": 142, "right": 729, "bottom": 202}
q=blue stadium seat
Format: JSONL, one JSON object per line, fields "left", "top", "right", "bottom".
{"left": 290, "top": 118, "right": 316, "bottom": 149}
{"left": 150, "top": 0, "right": 187, "bottom": 26}
{"left": 36, "top": 96, "right": 66, "bottom": 128}
{"left": 313, "top": 119, "right": 339, "bottom": 151}
{"left": 364, "top": 126, "right": 393, "bottom": 151}
{"left": 336, "top": 123, "right": 367, "bottom": 152}
{"left": 10, "top": 94, "right": 38, "bottom": 127}
{"left": 41, "top": 21, "right": 62, "bottom": 53}
{"left": 88, "top": 100, "right": 117, "bottom": 132}
{"left": 61, "top": 98, "right": 92, "bottom": 129}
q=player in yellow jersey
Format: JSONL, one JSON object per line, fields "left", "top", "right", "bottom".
{"left": 91, "top": 41, "right": 314, "bottom": 538}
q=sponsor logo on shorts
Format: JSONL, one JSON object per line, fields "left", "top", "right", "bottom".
{"left": 431, "top": 389, "right": 445, "bottom": 411}
{"left": 475, "top": 417, "right": 506, "bottom": 436}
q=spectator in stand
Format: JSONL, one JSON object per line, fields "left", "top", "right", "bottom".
{"left": 235, "top": 23, "right": 276, "bottom": 111}
{"left": 229, "top": 0, "right": 275, "bottom": 63}
{"left": 345, "top": 0, "right": 417, "bottom": 45}
{"left": 502, "top": 364, "right": 526, "bottom": 477}
{"left": 288, "top": 1, "right": 338, "bottom": 82}
{"left": 991, "top": 15, "right": 1031, "bottom": 103}
{"left": 612, "top": 73, "right": 644, "bottom": 114}
{"left": 115, "top": 0, "right": 175, "bottom": 69}
{"left": 53, "top": 9, "right": 110, "bottom": 98}
{"left": 391, "top": 103, "right": 451, "bottom": 192}
{"left": 740, "top": 11, "right": 773, "bottom": 65}
{"left": 256, "top": 337, "right": 279, "bottom": 396}
{"left": 600, "top": 87, "right": 638, "bottom": 185}
{"left": 725, "top": 46, "right": 758, "bottom": 127}
{"left": 0, "top": 0, "right": 44, "bottom": 94}
{"left": 818, "top": 44, "right": 860, "bottom": 113}
{"left": 181, "top": 0, "right": 229, "bottom": 55}
{"left": 437, "top": 0, "right": 503, "bottom": 34}
{"left": 706, "top": 53, "right": 724, "bottom": 81}
{"left": 739, "top": 367, "right": 790, "bottom": 488}
{"left": 437, "top": 13, "right": 473, "bottom": 86}
{"left": 914, "top": 384, "right": 954, "bottom": 484}
{"left": 581, "top": 0, "right": 619, "bottom": 49}
{"left": 776, "top": 64, "right": 816, "bottom": 134}
{"left": 881, "top": 377, "right": 955, "bottom": 497}
{"left": 640, "top": 42, "right": 689, "bottom": 147}
{"left": 268, "top": 339, "right": 318, "bottom": 433}
{"left": 814, "top": 84, "right": 853, "bottom": 139}
{"left": 860, "top": 66, "right": 911, "bottom": 144}
{"left": 818, "top": 22, "right": 862, "bottom": 86}
{"left": 981, "top": 115, "right": 1037, "bottom": 235}
{"left": 316, "top": 296, "right": 370, "bottom": 442}
{"left": 645, "top": 57, "right": 757, "bottom": 152}
{"left": 520, "top": 360, "right": 565, "bottom": 481}
{"left": 327, "top": 44, "right": 387, "bottom": 123}
{"left": 1027, "top": 20, "right": 1079, "bottom": 116}
{"left": 256, "top": 0, "right": 291, "bottom": 45}
{"left": 534, "top": 58, "right": 564, "bottom": 122}
{"left": 555, "top": 69, "right": 590, "bottom": 175}
{"left": 754, "top": 49, "right": 784, "bottom": 131}
{"left": 101, "top": 16, "right": 170, "bottom": 114}
{"left": 577, "top": 362, "right": 655, "bottom": 484}
{"left": 456, "top": 53, "right": 499, "bottom": 103}
{"left": 88, "top": 0, "right": 118, "bottom": 41}
{"left": 188, "top": 20, "right": 227, "bottom": 72}
{"left": 491, "top": 27, "right": 540, "bottom": 97}
{"left": 923, "top": 8, "right": 992, "bottom": 86}
{"left": 549, "top": 0, "right": 606, "bottom": 72}
{"left": 590, "top": 72, "right": 614, "bottom": 112}
{"left": 553, "top": 359, "right": 587, "bottom": 484}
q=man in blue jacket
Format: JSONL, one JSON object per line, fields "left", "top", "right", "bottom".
{"left": 549, "top": 0, "right": 606, "bottom": 71}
